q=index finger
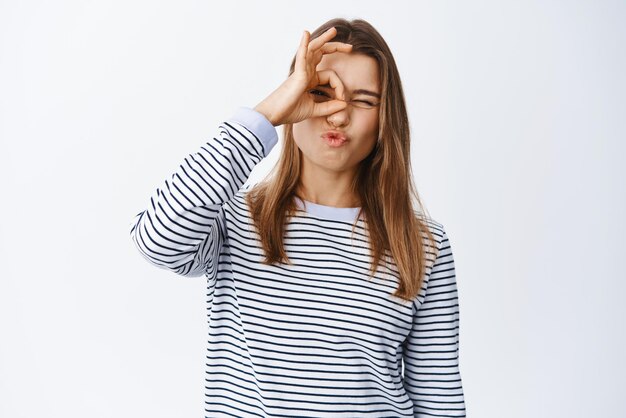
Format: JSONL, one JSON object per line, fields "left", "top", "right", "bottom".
{"left": 316, "top": 69, "right": 347, "bottom": 101}
{"left": 307, "top": 26, "right": 340, "bottom": 51}
{"left": 320, "top": 42, "right": 353, "bottom": 54}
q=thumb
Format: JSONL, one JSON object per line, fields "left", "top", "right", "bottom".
{"left": 313, "top": 100, "right": 348, "bottom": 118}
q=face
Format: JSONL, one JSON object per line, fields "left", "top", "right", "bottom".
{"left": 292, "top": 52, "right": 381, "bottom": 176}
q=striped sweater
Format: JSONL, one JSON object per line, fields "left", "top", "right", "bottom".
{"left": 129, "top": 106, "right": 466, "bottom": 417}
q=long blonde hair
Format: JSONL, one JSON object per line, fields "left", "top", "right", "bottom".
{"left": 245, "top": 17, "right": 439, "bottom": 302}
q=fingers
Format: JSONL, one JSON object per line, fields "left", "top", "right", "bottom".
{"left": 295, "top": 28, "right": 352, "bottom": 80}
{"left": 320, "top": 42, "right": 353, "bottom": 54}
{"left": 310, "top": 70, "right": 349, "bottom": 118}
{"left": 316, "top": 69, "right": 346, "bottom": 101}
{"left": 312, "top": 99, "right": 348, "bottom": 118}
{"left": 308, "top": 27, "right": 353, "bottom": 54}
{"left": 307, "top": 26, "right": 338, "bottom": 51}
{"left": 294, "top": 30, "right": 309, "bottom": 74}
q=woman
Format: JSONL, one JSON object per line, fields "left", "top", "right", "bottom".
{"left": 130, "top": 18, "right": 466, "bottom": 417}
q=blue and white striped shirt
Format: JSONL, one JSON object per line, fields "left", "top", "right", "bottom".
{"left": 129, "top": 106, "right": 466, "bottom": 417}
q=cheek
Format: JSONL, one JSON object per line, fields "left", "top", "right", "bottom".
{"left": 353, "top": 117, "right": 380, "bottom": 154}
{"left": 356, "top": 115, "right": 380, "bottom": 142}
{"left": 292, "top": 122, "right": 316, "bottom": 152}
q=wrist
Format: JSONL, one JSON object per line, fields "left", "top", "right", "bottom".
{"left": 253, "top": 103, "right": 277, "bottom": 126}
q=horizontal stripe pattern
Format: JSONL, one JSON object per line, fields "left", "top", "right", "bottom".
{"left": 129, "top": 106, "right": 466, "bottom": 417}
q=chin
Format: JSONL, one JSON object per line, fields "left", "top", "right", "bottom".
{"left": 313, "top": 155, "right": 356, "bottom": 172}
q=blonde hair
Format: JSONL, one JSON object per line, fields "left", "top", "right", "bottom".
{"left": 245, "top": 18, "right": 439, "bottom": 302}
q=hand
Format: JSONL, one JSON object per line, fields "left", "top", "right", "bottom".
{"left": 254, "top": 27, "right": 353, "bottom": 126}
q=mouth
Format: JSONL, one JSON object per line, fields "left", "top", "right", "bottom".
{"left": 321, "top": 130, "right": 349, "bottom": 147}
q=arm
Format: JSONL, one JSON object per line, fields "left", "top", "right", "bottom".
{"left": 402, "top": 224, "right": 466, "bottom": 417}
{"left": 129, "top": 106, "right": 278, "bottom": 277}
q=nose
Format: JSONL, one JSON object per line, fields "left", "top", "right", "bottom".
{"left": 327, "top": 105, "right": 350, "bottom": 127}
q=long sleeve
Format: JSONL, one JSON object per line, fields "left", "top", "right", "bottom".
{"left": 129, "top": 106, "right": 278, "bottom": 278}
{"left": 402, "top": 225, "right": 466, "bottom": 417}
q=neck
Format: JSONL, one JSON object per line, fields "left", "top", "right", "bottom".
{"left": 297, "top": 165, "right": 361, "bottom": 208}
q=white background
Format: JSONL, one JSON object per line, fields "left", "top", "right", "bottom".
{"left": 1, "top": 1, "right": 624, "bottom": 417}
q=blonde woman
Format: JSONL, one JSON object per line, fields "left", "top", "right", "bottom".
{"left": 130, "top": 18, "right": 466, "bottom": 417}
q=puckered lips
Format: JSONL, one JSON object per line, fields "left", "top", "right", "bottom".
{"left": 321, "top": 130, "right": 349, "bottom": 146}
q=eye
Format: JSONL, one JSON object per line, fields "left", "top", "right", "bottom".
{"left": 309, "top": 89, "right": 329, "bottom": 97}
{"left": 355, "top": 100, "right": 375, "bottom": 106}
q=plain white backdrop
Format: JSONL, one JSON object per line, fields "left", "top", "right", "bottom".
{"left": 1, "top": 1, "right": 624, "bottom": 417}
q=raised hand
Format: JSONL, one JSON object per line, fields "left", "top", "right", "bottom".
{"left": 254, "top": 27, "right": 353, "bottom": 126}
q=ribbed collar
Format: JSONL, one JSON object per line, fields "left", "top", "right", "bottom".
{"left": 294, "top": 196, "right": 362, "bottom": 223}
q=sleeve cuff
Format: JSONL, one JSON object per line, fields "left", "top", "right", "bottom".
{"left": 228, "top": 106, "right": 279, "bottom": 158}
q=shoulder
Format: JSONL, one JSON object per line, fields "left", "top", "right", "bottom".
{"left": 235, "top": 183, "right": 256, "bottom": 203}
{"left": 413, "top": 209, "right": 446, "bottom": 249}
{"left": 220, "top": 183, "right": 255, "bottom": 216}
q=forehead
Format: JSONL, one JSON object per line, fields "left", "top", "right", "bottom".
{"left": 316, "top": 52, "right": 380, "bottom": 92}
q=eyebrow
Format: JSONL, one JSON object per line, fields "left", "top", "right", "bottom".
{"left": 317, "top": 83, "right": 381, "bottom": 99}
